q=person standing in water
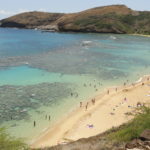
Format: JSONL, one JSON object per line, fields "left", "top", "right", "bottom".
{"left": 49, "top": 116, "right": 51, "bottom": 121}
{"left": 33, "top": 121, "right": 36, "bottom": 127}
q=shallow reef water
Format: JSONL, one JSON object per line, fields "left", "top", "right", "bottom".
{"left": 0, "top": 83, "right": 73, "bottom": 123}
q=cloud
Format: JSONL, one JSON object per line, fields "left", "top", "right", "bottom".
{"left": 38, "top": 8, "right": 47, "bottom": 12}
{"left": 0, "top": 10, "right": 14, "bottom": 15}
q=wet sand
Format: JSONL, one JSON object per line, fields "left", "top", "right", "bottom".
{"left": 31, "top": 75, "right": 150, "bottom": 148}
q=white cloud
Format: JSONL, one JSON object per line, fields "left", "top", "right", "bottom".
{"left": 18, "top": 9, "right": 30, "bottom": 13}
{"left": 38, "top": 8, "right": 47, "bottom": 12}
{"left": 0, "top": 10, "right": 14, "bottom": 15}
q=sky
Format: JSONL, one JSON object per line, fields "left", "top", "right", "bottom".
{"left": 0, "top": 0, "right": 150, "bottom": 19}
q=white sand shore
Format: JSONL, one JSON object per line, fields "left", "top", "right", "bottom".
{"left": 31, "top": 75, "right": 150, "bottom": 148}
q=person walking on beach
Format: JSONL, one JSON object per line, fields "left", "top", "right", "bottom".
{"left": 124, "top": 82, "right": 126, "bottom": 86}
{"left": 94, "top": 98, "right": 95, "bottom": 104}
{"left": 107, "top": 90, "right": 109, "bottom": 95}
{"left": 92, "top": 98, "right": 95, "bottom": 105}
{"left": 91, "top": 99, "right": 93, "bottom": 104}
{"left": 80, "top": 102, "right": 82, "bottom": 107}
{"left": 115, "top": 88, "right": 117, "bottom": 92}
{"left": 124, "top": 97, "right": 127, "bottom": 102}
{"left": 85, "top": 102, "right": 89, "bottom": 111}
{"left": 49, "top": 115, "right": 51, "bottom": 121}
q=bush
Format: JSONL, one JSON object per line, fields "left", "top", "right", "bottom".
{"left": 0, "top": 128, "right": 28, "bottom": 150}
{"left": 109, "top": 107, "right": 150, "bottom": 142}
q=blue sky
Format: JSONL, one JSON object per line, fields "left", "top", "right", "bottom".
{"left": 0, "top": 0, "right": 150, "bottom": 19}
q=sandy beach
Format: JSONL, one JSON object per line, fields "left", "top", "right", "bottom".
{"left": 31, "top": 75, "right": 150, "bottom": 149}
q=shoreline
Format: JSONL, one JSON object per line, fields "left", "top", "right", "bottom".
{"left": 130, "top": 34, "right": 150, "bottom": 37}
{"left": 31, "top": 74, "right": 150, "bottom": 148}
{"left": 1, "top": 27, "right": 150, "bottom": 37}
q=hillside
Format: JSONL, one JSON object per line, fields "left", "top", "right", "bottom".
{"left": 0, "top": 11, "right": 64, "bottom": 28}
{"left": 0, "top": 5, "right": 150, "bottom": 34}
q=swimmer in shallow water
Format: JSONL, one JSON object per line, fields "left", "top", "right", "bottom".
{"left": 34, "top": 121, "right": 36, "bottom": 127}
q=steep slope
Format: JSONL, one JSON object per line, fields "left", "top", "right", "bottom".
{"left": 56, "top": 5, "right": 150, "bottom": 34}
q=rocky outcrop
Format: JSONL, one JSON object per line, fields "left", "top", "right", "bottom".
{"left": 140, "top": 129, "right": 150, "bottom": 141}
{"left": 125, "top": 130, "right": 150, "bottom": 150}
{"left": 125, "top": 139, "right": 150, "bottom": 150}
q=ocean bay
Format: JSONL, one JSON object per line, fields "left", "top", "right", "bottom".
{"left": 0, "top": 28, "right": 150, "bottom": 141}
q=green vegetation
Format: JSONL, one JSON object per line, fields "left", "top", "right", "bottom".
{"left": 0, "top": 127, "right": 28, "bottom": 150}
{"left": 109, "top": 107, "right": 150, "bottom": 142}
{"left": 74, "top": 12, "right": 150, "bottom": 34}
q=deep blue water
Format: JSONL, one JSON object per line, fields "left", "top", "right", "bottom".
{"left": 0, "top": 28, "right": 86, "bottom": 56}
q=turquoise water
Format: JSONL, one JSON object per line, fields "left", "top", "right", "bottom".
{"left": 0, "top": 28, "right": 83, "bottom": 57}
{"left": 0, "top": 65, "right": 86, "bottom": 85}
{"left": 0, "top": 28, "right": 150, "bottom": 141}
